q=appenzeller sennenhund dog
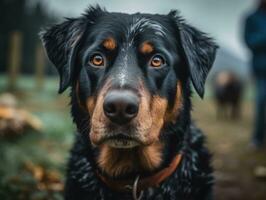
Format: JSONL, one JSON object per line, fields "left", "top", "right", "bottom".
{"left": 41, "top": 5, "right": 217, "bottom": 200}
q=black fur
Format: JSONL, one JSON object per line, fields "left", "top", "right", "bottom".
{"left": 41, "top": 5, "right": 217, "bottom": 200}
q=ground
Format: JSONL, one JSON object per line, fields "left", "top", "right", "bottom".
{"left": 0, "top": 76, "right": 265, "bottom": 200}
{"left": 193, "top": 98, "right": 266, "bottom": 200}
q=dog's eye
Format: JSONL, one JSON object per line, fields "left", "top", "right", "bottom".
{"left": 90, "top": 54, "right": 105, "bottom": 67}
{"left": 150, "top": 55, "right": 165, "bottom": 68}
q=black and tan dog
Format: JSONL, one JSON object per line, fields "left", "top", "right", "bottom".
{"left": 41, "top": 6, "right": 217, "bottom": 200}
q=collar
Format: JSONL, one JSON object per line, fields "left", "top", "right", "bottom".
{"left": 97, "top": 154, "right": 182, "bottom": 199}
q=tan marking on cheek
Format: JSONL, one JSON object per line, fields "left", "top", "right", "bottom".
{"left": 86, "top": 96, "right": 95, "bottom": 116}
{"left": 149, "top": 96, "right": 168, "bottom": 139}
{"left": 165, "top": 81, "right": 183, "bottom": 123}
{"left": 134, "top": 82, "right": 167, "bottom": 144}
{"left": 90, "top": 93, "right": 107, "bottom": 144}
{"left": 103, "top": 37, "right": 116, "bottom": 50}
{"left": 140, "top": 41, "right": 154, "bottom": 54}
{"left": 89, "top": 79, "right": 112, "bottom": 145}
{"left": 136, "top": 88, "right": 152, "bottom": 132}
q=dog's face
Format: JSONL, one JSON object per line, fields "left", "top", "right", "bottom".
{"left": 79, "top": 12, "right": 186, "bottom": 149}
{"left": 41, "top": 6, "right": 217, "bottom": 175}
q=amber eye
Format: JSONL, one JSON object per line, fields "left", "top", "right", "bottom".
{"left": 90, "top": 54, "right": 105, "bottom": 67}
{"left": 150, "top": 55, "right": 165, "bottom": 68}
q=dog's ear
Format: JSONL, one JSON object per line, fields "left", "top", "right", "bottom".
{"left": 40, "top": 6, "right": 104, "bottom": 93}
{"left": 169, "top": 11, "right": 218, "bottom": 98}
{"left": 40, "top": 19, "right": 86, "bottom": 93}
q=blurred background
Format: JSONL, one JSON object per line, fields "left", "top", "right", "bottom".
{"left": 0, "top": 0, "right": 266, "bottom": 199}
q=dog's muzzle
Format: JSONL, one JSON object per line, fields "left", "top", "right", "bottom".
{"left": 101, "top": 89, "right": 141, "bottom": 148}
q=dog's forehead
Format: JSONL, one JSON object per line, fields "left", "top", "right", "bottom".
{"left": 128, "top": 15, "right": 167, "bottom": 37}
{"left": 95, "top": 13, "right": 173, "bottom": 41}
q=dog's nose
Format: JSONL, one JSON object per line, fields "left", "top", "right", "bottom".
{"left": 103, "top": 90, "right": 139, "bottom": 125}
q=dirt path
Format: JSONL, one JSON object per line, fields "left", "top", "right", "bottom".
{"left": 193, "top": 98, "right": 266, "bottom": 200}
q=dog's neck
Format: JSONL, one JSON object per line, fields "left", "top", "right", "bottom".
{"left": 96, "top": 153, "right": 183, "bottom": 194}
{"left": 94, "top": 120, "right": 189, "bottom": 180}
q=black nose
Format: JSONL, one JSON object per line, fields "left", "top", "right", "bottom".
{"left": 103, "top": 90, "right": 139, "bottom": 125}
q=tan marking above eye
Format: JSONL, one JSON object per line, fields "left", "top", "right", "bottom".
{"left": 150, "top": 55, "right": 165, "bottom": 68}
{"left": 103, "top": 37, "right": 116, "bottom": 50}
{"left": 90, "top": 54, "right": 104, "bottom": 67}
{"left": 140, "top": 41, "right": 154, "bottom": 54}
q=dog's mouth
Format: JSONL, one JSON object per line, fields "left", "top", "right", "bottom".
{"left": 100, "top": 133, "right": 142, "bottom": 149}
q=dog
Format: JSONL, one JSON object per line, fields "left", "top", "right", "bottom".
{"left": 41, "top": 5, "right": 217, "bottom": 200}
{"left": 213, "top": 71, "right": 243, "bottom": 119}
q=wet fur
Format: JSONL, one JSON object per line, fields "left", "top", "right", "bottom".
{"left": 41, "top": 5, "right": 217, "bottom": 200}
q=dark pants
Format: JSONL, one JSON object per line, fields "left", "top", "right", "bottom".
{"left": 253, "top": 78, "right": 266, "bottom": 146}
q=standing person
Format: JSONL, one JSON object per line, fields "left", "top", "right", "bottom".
{"left": 244, "top": 0, "right": 266, "bottom": 148}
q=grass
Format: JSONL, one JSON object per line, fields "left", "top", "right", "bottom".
{"left": 0, "top": 75, "right": 265, "bottom": 200}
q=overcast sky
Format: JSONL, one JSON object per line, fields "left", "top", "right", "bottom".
{"left": 33, "top": 0, "right": 258, "bottom": 61}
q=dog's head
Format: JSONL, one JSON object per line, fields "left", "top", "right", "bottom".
{"left": 41, "top": 6, "right": 217, "bottom": 176}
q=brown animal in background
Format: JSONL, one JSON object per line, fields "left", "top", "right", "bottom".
{"left": 213, "top": 71, "right": 243, "bottom": 119}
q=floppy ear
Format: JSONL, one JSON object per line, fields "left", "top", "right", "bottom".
{"left": 40, "top": 6, "right": 104, "bottom": 93}
{"left": 169, "top": 11, "right": 218, "bottom": 98}
{"left": 40, "top": 19, "right": 86, "bottom": 93}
